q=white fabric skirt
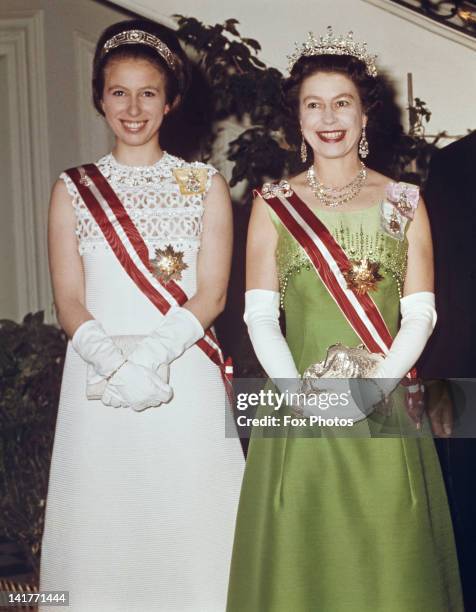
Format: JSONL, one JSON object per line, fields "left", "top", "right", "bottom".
{"left": 40, "top": 342, "right": 244, "bottom": 612}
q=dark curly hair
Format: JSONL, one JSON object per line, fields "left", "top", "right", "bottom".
{"left": 282, "top": 54, "right": 385, "bottom": 165}
{"left": 92, "top": 19, "right": 190, "bottom": 116}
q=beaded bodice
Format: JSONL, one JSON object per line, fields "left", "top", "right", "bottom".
{"left": 275, "top": 209, "right": 408, "bottom": 302}
{"left": 264, "top": 181, "right": 418, "bottom": 307}
{"left": 61, "top": 153, "right": 217, "bottom": 255}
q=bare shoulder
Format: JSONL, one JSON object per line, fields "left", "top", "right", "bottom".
{"left": 51, "top": 177, "right": 70, "bottom": 199}
{"left": 250, "top": 192, "right": 277, "bottom": 232}
{"left": 49, "top": 178, "right": 76, "bottom": 227}
{"left": 203, "top": 172, "right": 231, "bottom": 213}
{"left": 287, "top": 170, "right": 307, "bottom": 190}
{"left": 251, "top": 191, "right": 271, "bottom": 215}
{"left": 50, "top": 178, "right": 74, "bottom": 209}
{"left": 365, "top": 168, "right": 394, "bottom": 189}
{"left": 209, "top": 171, "right": 229, "bottom": 191}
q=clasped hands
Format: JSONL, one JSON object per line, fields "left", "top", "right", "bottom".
{"left": 72, "top": 307, "right": 204, "bottom": 412}
{"left": 102, "top": 358, "right": 172, "bottom": 412}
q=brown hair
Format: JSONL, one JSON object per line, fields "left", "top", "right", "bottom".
{"left": 92, "top": 19, "right": 189, "bottom": 116}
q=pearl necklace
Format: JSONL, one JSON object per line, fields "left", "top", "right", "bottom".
{"left": 306, "top": 162, "right": 367, "bottom": 208}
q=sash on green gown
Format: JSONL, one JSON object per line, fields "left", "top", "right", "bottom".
{"left": 227, "top": 197, "right": 463, "bottom": 612}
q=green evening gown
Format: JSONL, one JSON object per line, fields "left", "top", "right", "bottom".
{"left": 227, "top": 193, "right": 463, "bottom": 612}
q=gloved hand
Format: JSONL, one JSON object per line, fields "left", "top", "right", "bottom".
{"left": 102, "top": 361, "right": 172, "bottom": 411}
{"left": 72, "top": 319, "right": 125, "bottom": 378}
{"left": 126, "top": 306, "right": 204, "bottom": 371}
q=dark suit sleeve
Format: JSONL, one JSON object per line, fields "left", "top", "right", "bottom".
{"left": 419, "top": 150, "right": 452, "bottom": 378}
{"left": 420, "top": 137, "right": 476, "bottom": 377}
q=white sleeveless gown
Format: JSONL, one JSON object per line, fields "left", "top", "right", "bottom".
{"left": 40, "top": 153, "right": 244, "bottom": 611}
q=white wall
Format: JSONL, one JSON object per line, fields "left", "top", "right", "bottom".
{"left": 0, "top": 0, "right": 474, "bottom": 321}
{"left": 114, "top": 0, "right": 476, "bottom": 139}
{"left": 0, "top": 55, "right": 17, "bottom": 320}
{"left": 0, "top": 0, "right": 130, "bottom": 322}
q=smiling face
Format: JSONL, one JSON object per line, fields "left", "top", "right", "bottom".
{"left": 101, "top": 57, "right": 170, "bottom": 148}
{"left": 299, "top": 71, "right": 366, "bottom": 161}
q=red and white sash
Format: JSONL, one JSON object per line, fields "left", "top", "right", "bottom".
{"left": 66, "top": 163, "right": 232, "bottom": 383}
{"left": 260, "top": 187, "right": 418, "bottom": 382}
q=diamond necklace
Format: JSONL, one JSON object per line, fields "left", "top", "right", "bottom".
{"left": 306, "top": 162, "right": 367, "bottom": 208}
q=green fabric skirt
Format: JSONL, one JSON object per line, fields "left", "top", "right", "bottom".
{"left": 227, "top": 423, "right": 463, "bottom": 611}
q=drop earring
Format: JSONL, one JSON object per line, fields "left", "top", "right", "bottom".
{"left": 300, "top": 134, "right": 308, "bottom": 163}
{"left": 359, "top": 126, "right": 369, "bottom": 159}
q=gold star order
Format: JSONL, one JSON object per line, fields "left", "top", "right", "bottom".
{"left": 150, "top": 245, "right": 188, "bottom": 283}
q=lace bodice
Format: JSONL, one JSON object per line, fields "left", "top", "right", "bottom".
{"left": 61, "top": 153, "right": 217, "bottom": 255}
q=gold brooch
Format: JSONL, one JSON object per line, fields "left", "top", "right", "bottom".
{"left": 150, "top": 245, "right": 188, "bottom": 283}
{"left": 343, "top": 258, "right": 383, "bottom": 295}
{"left": 173, "top": 167, "right": 208, "bottom": 195}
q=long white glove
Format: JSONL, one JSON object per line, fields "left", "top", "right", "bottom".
{"left": 244, "top": 289, "right": 300, "bottom": 384}
{"left": 72, "top": 319, "right": 125, "bottom": 378}
{"left": 124, "top": 306, "right": 205, "bottom": 371}
{"left": 374, "top": 291, "right": 437, "bottom": 395}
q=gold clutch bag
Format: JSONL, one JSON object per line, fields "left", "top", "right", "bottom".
{"left": 86, "top": 335, "right": 169, "bottom": 400}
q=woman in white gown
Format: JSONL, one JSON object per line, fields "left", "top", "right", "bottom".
{"left": 40, "top": 19, "right": 244, "bottom": 611}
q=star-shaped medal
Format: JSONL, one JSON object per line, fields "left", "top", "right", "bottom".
{"left": 150, "top": 245, "right": 188, "bottom": 283}
{"left": 343, "top": 258, "right": 383, "bottom": 295}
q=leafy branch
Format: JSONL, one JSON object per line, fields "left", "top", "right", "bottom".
{"left": 175, "top": 15, "right": 462, "bottom": 196}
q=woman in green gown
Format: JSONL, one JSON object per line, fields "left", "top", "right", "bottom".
{"left": 227, "top": 30, "right": 463, "bottom": 612}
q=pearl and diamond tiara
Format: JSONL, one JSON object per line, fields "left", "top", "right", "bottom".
{"left": 287, "top": 26, "right": 378, "bottom": 77}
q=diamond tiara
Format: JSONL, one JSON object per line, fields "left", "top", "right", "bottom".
{"left": 101, "top": 29, "right": 179, "bottom": 74}
{"left": 287, "top": 26, "right": 378, "bottom": 77}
